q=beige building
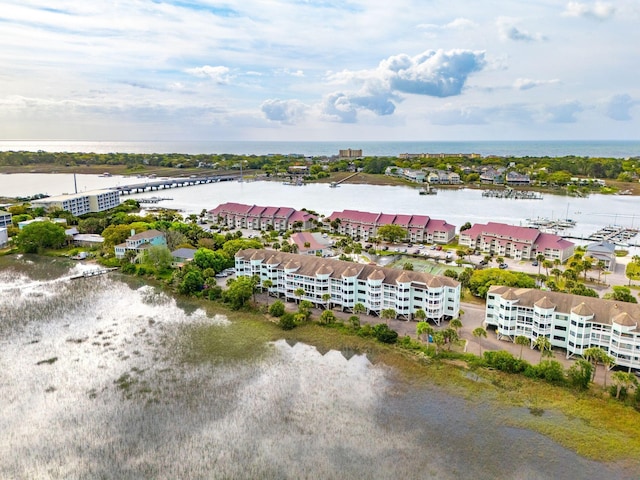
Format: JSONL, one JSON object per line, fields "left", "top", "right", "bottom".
{"left": 31, "top": 189, "right": 120, "bottom": 216}
{"left": 486, "top": 285, "right": 640, "bottom": 372}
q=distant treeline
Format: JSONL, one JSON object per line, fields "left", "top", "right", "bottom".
{"left": 0, "top": 150, "right": 637, "bottom": 180}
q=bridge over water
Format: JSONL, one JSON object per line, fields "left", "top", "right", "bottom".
{"left": 110, "top": 174, "right": 240, "bottom": 195}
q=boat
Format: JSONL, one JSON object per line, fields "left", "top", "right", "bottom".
{"left": 419, "top": 185, "right": 436, "bottom": 195}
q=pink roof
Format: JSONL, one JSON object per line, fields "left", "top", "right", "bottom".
{"left": 377, "top": 213, "right": 396, "bottom": 224}
{"left": 535, "top": 233, "right": 574, "bottom": 250}
{"left": 395, "top": 214, "right": 412, "bottom": 226}
{"left": 289, "top": 210, "right": 314, "bottom": 223}
{"left": 291, "top": 232, "right": 325, "bottom": 252}
{"left": 427, "top": 219, "right": 455, "bottom": 233}
{"left": 408, "top": 215, "right": 430, "bottom": 227}
{"left": 274, "top": 207, "right": 295, "bottom": 219}
{"left": 210, "top": 202, "right": 253, "bottom": 215}
{"left": 247, "top": 205, "right": 266, "bottom": 217}
{"left": 261, "top": 206, "right": 279, "bottom": 216}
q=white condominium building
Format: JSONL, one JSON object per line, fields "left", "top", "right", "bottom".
{"left": 235, "top": 249, "right": 460, "bottom": 324}
{"left": 485, "top": 285, "right": 640, "bottom": 372}
{"left": 31, "top": 189, "right": 120, "bottom": 216}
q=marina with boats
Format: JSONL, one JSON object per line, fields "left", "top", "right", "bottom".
{"left": 482, "top": 188, "right": 542, "bottom": 199}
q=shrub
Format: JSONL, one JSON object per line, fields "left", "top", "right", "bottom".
{"left": 278, "top": 313, "right": 296, "bottom": 330}
{"left": 373, "top": 324, "right": 398, "bottom": 344}
{"left": 484, "top": 350, "right": 529, "bottom": 374}
{"left": 269, "top": 300, "right": 285, "bottom": 318}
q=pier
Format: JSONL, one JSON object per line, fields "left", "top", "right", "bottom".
{"left": 137, "top": 196, "right": 173, "bottom": 204}
{"left": 482, "top": 189, "right": 542, "bottom": 199}
{"left": 70, "top": 268, "right": 118, "bottom": 280}
{"left": 111, "top": 174, "right": 239, "bottom": 195}
{"left": 329, "top": 172, "right": 360, "bottom": 187}
{"left": 588, "top": 226, "right": 639, "bottom": 244}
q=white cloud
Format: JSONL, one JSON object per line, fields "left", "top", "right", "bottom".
{"left": 497, "top": 17, "right": 546, "bottom": 42}
{"left": 323, "top": 49, "right": 486, "bottom": 122}
{"left": 185, "top": 66, "right": 232, "bottom": 84}
{"left": 513, "top": 78, "right": 560, "bottom": 90}
{"left": 418, "top": 17, "right": 477, "bottom": 31}
{"left": 261, "top": 99, "right": 308, "bottom": 124}
{"left": 543, "top": 101, "right": 583, "bottom": 123}
{"left": 563, "top": 2, "right": 615, "bottom": 20}
{"left": 602, "top": 94, "right": 637, "bottom": 121}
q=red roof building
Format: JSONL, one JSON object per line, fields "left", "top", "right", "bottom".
{"left": 209, "top": 203, "right": 317, "bottom": 231}
{"left": 327, "top": 209, "right": 455, "bottom": 244}
{"left": 459, "top": 221, "right": 574, "bottom": 262}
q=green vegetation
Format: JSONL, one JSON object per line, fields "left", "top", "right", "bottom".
{"left": 15, "top": 222, "right": 66, "bottom": 253}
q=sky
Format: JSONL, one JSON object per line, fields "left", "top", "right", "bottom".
{"left": 1, "top": 1, "right": 639, "bottom": 142}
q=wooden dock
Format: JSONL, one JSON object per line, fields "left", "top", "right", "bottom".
{"left": 70, "top": 268, "right": 118, "bottom": 280}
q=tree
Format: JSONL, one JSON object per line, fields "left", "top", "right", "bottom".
{"left": 262, "top": 279, "right": 273, "bottom": 306}
{"left": 472, "top": 327, "right": 487, "bottom": 356}
{"left": 381, "top": 308, "right": 396, "bottom": 325}
{"left": 294, "top": 287, "right": 305, "bottom": 304}
{"left": 16, "top": 221, "right": 66, "bottom": 253}
{"left": 223, "top": 276, "right": 254, "bottom": 310}
{"left": 536, "top": 253, "right": 545, "bottom": 276}
{"left": 143, "top": 245, "right": 173, "bottom": 271}
{"left": 322, "top": 293, "right": 332, "bottom": 309}
{"left": 402, "top": 262, "right": 414, "bottom": 271}
{"left": 348, "top": 315, "right": 360, "bottom": 329}
{"left": 432, "top": 331, "right": 446, "bottom": 355}
{"left": 611, "top": 371, "right": 638, "bottom": 400}
{"left": 416, "top": 321, "right": 433, "bottom": 344}
{"left": 534, "top": 336, "right": 553, "bottom": 362}
{"left": 567, "top": 359, "right": 593, "bottom": 390}
{"left": 353, "top": 302, "right": 366, "bottom": 317}
{"left": 269, "top": 300, "right": 285, "bottom": 317}
{"left": 193, "top": 248, "right": 230, "bottom": 273}
{"left": 178, "top": 270, "right": 204, "bottom": 295}
{"left": 377, "top": 224, "right": 407, "bottom": 243}
{"left": 373, "top": 324, "right": 398, "bottom": 344}
{"left": 278, "top": 313, "right": 296, "bottom": 330}
{"left": 442, "top": 328, "right": 458, "bottom": 350}
{"left": 298, "top": 300, "right": 313, "bottom": 321}
{"left": 320, "top": 310, "right": 336, "bottom": 325}
{"left": 515, "top": 335, "right": 530, "bottom": 360}
{"left": 626, "top": 256, "right": 640, "bottom": 286}
{"left": 414, "top": 308, "right": 426, "bottom": 323}
{"left": 604, "top": 286, "right": 637, "bottom": 304}
{"left": 450, "top": 318, "right": 463, "bottom": 334}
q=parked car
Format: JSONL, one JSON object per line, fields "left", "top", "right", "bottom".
{"left": 479, "top": 259, "right": 488, "bottom": 266}
{"left": 532, "top": 260, "right": 539, "bottom": 266}
{"left": 499, "top": 263, "right": 508, "bottom": 269}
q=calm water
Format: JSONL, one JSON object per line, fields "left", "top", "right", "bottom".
{"left": 0, "top": 140, "right": 639, "bottom": 157}
{"left": 2, "top": 173, "right": 639, "bottom": 242}
{"left": 0, "top": 256, "right": 634, "bottom": 479}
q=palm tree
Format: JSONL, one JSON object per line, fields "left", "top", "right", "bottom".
{"left": 416, "top": 321, "right": 434, "bottom": 345}
{"left": 353, "top": 302, "right": 366, "bottom": 318}
{"left": 584, "top": 347, "right": 604, "bottom": 382}
{"left": 414, "top": 308, "right": 426, "bottom": 323}
{"left": 515, "top": 335, "right": 530, "bottom": 360}
{"left": 381, "top": 308, "right": 396, "bottom": 326}
{"left": 432, "top": 331, "right": 446, "bottom": 355}
{"left": 595, "top": 260, "right": 605, "bottom": 283}
{"left": 322, "top": 293, "right": 331, "bottom": 310}
{"left": 472, "top": 327, "right": 487, "bottom": 356}
{"left": 443, "top": 328, "right": 458, "bottom": 351}
{"left": 601, "top": 352, "right": 615, "bottom": 389}
{"left": 534, "top": 336, "right": 552, "bottom": 362}
{"left": 542, "top": 260, "right": 553, "bottom": 278}
{"left": 611, "top": 371, "right": 638, "bottom": 399}
{"left": 262, "top": 279, "right": 273, "bottom": 306}
{"left": 580, "top": 257, "right": 593, "bottom": 281}
{"left": 294, "top": 287, "right": 305, "bottom": 304}
{"left": 450, "top": 318, "right": 463, "bottom": 334}
{"left": 536, "top": 253, "right": 545, "bottom": 276}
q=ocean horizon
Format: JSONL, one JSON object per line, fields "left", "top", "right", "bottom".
{"left": 0, "top": 139, "right": 639, "bottom": 158}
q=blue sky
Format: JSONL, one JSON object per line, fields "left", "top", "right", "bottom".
{"left": 0, "top": 0, "right": 638, "bottom": 141}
